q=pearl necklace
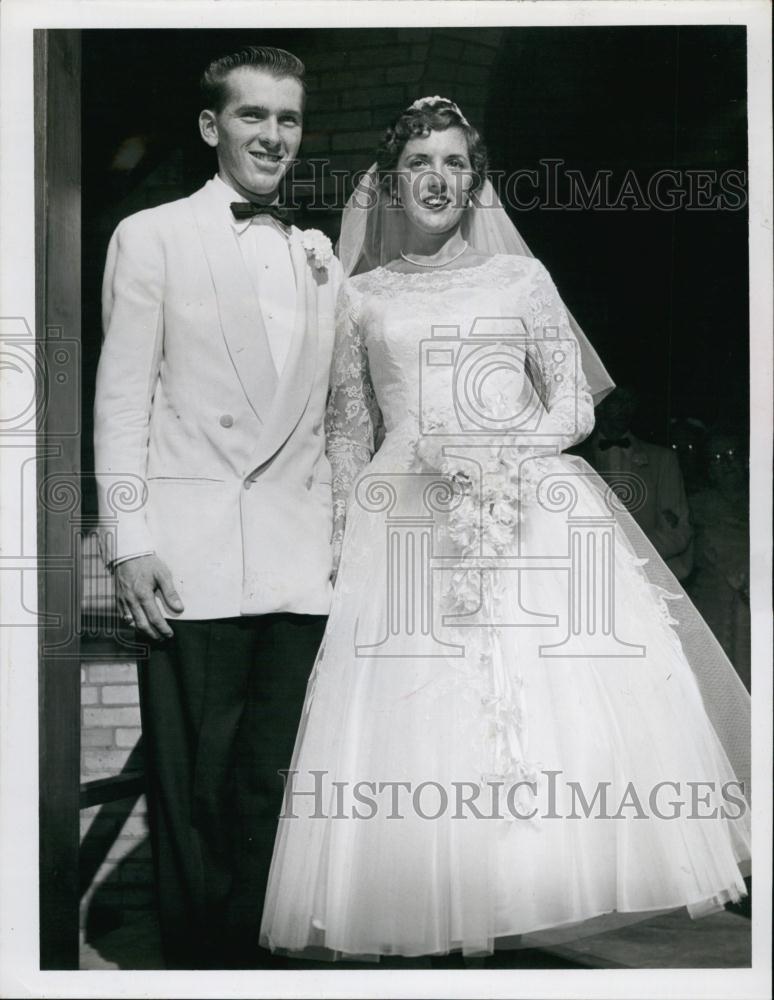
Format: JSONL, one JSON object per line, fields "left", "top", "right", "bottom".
{"left": 400, "top": 241, "right": 469, "bottom": 269}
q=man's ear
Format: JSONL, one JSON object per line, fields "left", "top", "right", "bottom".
{"left": 199, "top": 109, "right": 219, "bottom": 148}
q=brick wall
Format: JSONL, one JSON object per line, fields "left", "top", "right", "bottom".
{"left": 80, "top": 26, "right": 507, "bottom": 945}
{"left": 300, "top": 28, "right": 506, "bottom": 225}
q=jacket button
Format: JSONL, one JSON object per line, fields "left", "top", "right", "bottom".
{"left": 305, "top": 475, "right": 314, "bottom": 490}
{"left": 220, "top": 414, "right": 234, "bottom": 428}
{"left": 313, "top": 421, "right": 322, "bottom": 435}
{"left": 244, "top": 479, "right": 253, "bottom": 491}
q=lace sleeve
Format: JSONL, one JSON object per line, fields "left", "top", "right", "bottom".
{"left": 524, "top": 260, "right": 596, "bottom": 452}
{"left": 325, "top": 279, "right": 380, "bottom": 571}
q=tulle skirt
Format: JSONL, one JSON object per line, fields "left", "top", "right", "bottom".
{"left": 260, "top": 446, "right": 751, "bottom": 959}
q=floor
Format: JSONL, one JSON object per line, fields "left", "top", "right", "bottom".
{"left": 80, "top": 905, "right": 751, "bottom": 971}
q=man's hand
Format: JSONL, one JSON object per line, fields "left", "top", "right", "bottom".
{"left": 114, "top": 554, "right": 184, "bottom": 640}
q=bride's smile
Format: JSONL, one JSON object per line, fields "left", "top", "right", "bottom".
{"left": 395, "top": 127, "right": 475, "bottom": 246}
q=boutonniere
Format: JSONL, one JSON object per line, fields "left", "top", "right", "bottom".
{"left": 301, "top": 229, "right": 333, "bottom": 271}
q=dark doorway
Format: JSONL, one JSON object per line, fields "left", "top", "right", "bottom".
{"left": 488, "top": 26, "right": 748, "bottom": 437}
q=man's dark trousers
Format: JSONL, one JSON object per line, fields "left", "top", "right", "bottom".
{"left": 137, "top": 613, "right": 326, "bottom": 969}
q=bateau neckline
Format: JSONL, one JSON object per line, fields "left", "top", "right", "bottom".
{"left": 372, "top": 253, "right": 512, "bottom": 279}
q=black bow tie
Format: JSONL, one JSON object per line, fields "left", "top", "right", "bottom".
{"left": 598, "top": 436, "right": 631, "bottom": 451}
{"left": 230, "top": 201, "right": 294, "bottom": 227}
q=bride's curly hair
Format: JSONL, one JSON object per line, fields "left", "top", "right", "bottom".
{"left": 375, "top": 98, "right": 488, "bottom": 194}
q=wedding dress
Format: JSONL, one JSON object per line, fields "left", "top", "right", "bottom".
{"left": 260, "top": 254, "right": 751, "bottom": 959}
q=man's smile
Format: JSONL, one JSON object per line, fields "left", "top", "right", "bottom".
{"left": 249, "top": 150, "right": 283, "bottom": 166}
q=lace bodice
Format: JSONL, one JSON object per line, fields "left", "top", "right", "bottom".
{"left": 325, "top": 254, "right": 595, "bottom": 557}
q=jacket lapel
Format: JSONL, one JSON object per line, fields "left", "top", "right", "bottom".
{"left": 245, "top": 230, "right": 317, "bottom": 473}
{"left": 190, "top": 180, "right": 278, "bottom": 422}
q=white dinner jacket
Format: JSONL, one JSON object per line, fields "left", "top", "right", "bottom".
{"left": 94, "top": 178, "right": 342, "bottom": 619}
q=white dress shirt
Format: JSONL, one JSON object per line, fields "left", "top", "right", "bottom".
{"left": 213, "top": 174, "right": 296, "bottom": 375}
{"left": 591, "top": 436, "right": 634, "bottom": 475}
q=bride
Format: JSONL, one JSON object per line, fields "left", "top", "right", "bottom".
{"left": 260, "top": 97, "right": 751, "bottom": 960}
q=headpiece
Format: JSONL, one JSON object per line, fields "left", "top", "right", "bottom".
{"left": 406, "top": 95, "right": 470, "bottom": 126}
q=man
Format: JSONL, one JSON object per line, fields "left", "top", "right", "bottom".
{"left": 580, "top": 385, "right": 694, "bottom": 581}
{"left": 94, "top": 46, "right": 341, "bottom": 968}
{"left": 669, "top": 415, "right": 708, "bottom": 496}
{"left": 686, "top": 430, "right": 750, "bottom": 688}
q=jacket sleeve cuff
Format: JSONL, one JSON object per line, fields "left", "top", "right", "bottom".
{"left": 97, "top": 514, "right": 155, "bottom": 568}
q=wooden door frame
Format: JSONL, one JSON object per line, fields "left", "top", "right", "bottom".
{"left": 35, "top": 28, "right": 82, "bottom": 971}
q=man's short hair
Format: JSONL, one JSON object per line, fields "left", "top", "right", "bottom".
{"left": 200, "top": 45, "right": 306, "bottom": 113}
